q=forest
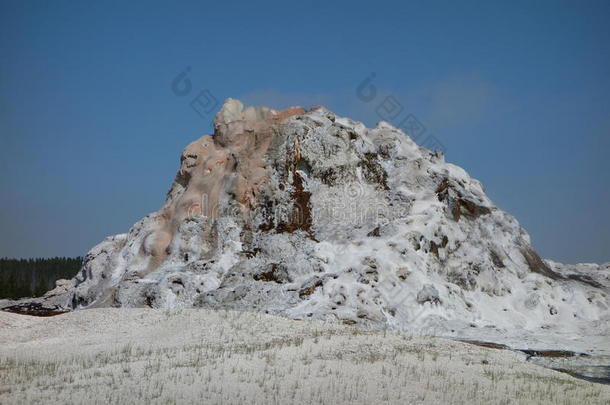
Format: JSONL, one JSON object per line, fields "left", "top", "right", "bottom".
{"left": 0, "top": 257, "right": 82, "bottom": 299}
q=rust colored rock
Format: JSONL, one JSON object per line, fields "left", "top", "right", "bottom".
{"left": 143, "top": 99, "right": 306, "bottom": 271}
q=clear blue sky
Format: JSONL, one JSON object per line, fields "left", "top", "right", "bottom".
{"left": 1, "top": 0, "right": 608, "bottom": 263}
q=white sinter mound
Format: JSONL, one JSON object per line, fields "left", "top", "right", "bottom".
{"left": 5, "top": 99, "right": 608, "bottom": 352}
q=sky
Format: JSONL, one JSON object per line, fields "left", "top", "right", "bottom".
{"left": 0, "top": 0, "right": 608, "bottom": 264}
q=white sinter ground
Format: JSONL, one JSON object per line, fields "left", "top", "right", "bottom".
{"left": 1, "top": 308, "right": 609, "bottom": 405}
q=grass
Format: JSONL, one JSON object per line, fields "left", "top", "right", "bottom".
{"left": 0, "top": 308, "right": 608, "bottom": 404}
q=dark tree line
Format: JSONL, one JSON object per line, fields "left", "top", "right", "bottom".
{"left": 0, "top": 257, "right": 82, "bottom": 299}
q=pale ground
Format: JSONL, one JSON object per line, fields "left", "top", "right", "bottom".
{"left": 0, "top": 309, "right": 608, "bottom": 405}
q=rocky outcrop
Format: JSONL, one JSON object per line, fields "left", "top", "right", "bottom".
{"left": 3, "top": 99, "right": 608, "bottom": 343}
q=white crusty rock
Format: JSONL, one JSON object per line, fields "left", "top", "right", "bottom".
{"left": 7, "top": 99, "right": 609, "bottom": 349}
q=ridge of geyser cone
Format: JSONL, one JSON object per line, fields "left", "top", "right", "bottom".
{"left": 143, "top": 99, "right": 306, "bottom": 272}
{"left": 2, "top": 98, "right": 608, "bottom": 352}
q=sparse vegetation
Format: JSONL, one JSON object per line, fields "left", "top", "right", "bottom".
{"left": 0, "top": 308, "right": 608, "bottom": 404}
